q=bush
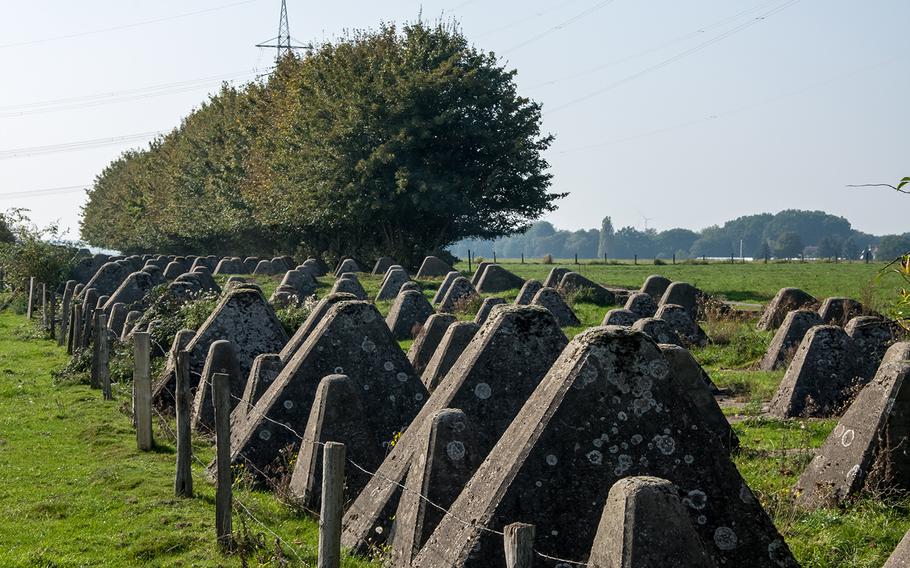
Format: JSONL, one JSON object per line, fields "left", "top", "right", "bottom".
{"left": 0, "top": 209, "right": 79, "bottom": 293}
{"left": 653, "top": 258, "right": 666, "bottom": 266}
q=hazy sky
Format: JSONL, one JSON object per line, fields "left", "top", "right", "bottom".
{"left": 0, "top": 0, "right": 907, "bottom": 243}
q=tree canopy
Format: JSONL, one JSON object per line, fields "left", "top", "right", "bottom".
{"left": 81, "top": 21, "right": 561, "bottom": 265}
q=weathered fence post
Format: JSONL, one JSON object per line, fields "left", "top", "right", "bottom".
{"left": 98, "top": 313, "right": 112, "bottom": 400}
{"left": 48, "top": 292, "right": 57, "bottom": 338}
{"left": 59, "top": 283, "right": 74, "bottom": 346}
{"left": 673, "top": 253, "right": 676, "bottom": 265}
{"left": 493, "top": 251, "right": 497, "bottom": 263}
{"left": 212, "top": 371, "right": 234, "bottom": 551}
{"left": 26, "top": 277, "right": 34, "bottom": 319}
{"left": 318, "top": 441, "right": 345, "bottom": 568}
{"left": 175, "top": 350, "right": 193, "bottom": 498}
{"left": 521, "top": 253, "right": 524, "bottom": 264}
{"left": 90, "top": 312, "right": 102, "bottom": 389}
{"left": 134, "top": 332, "right": 153, "bottom": 451}
{"left": 504, "top": 522, "right": 535, "bottom": 568}
{"left": 574, "top": 253, "right": 578, "bottom": 265}
{"left": 40, "top": 283, "right": 47, "bottom": 329}
{"left": 634, "top": 254, "right": 638, "bottom": 265}
{"left": 467, "top": 250, "right": 472, "bottom": 273}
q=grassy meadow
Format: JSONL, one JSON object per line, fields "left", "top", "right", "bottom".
{"left": 0, "top": 259, "right": 907, "bottom": 566}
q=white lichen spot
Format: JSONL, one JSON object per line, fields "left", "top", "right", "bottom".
{"left": 846, "top": 464, "right": 861, "bottom": 484}
{"left": 617, "top": 411, "right": 627, "bottom": 421}
{"left": 592, "top": 438, "right": 603, "bottom": 448}
{"left": 685, "top": 489, "right": 707, "bottom": 510}
{"left": 259, "top": 429, "right": 272, "bottom": 441}
{"left": 653, "top": 434, "right": 676, "bottom": 455}
{"left": 361, "top": 338, "right": 376, "bottom": 353}
{"left": 609, "top": 445, "right": 619, "bottom": 454}
{"left": 841, "top": 429, "right": 855, "bottom": 447}
{"left": 283, "top": 400, "right": 293, "bottom": 410}
{"left": 414, "top": 392, "right": 424, "bottom": 401}
{"left": 535, "top": 481, "right": 543, "bottom": 487}
{"left": 614, "top": 454, "right": 633, "bottom": 475}
{"left": 383, "top": 361, "right": 395, "bottom": 372}
{"left": 631, "top": 434, "right": 643, "bottom": 445}
{"left": 363, "top": 384, "right": 370, "bottom": 391}
{"left": 362, "top": 310, "right": 376, "bottom": 323}
{"left": 620, "top": 442, "right": 628, "bottom": 450}
{"left": 334, "top": 366, "right": 344, "bottom": 374}
{"left": 446, "top": 441, "right": 466, "bottom": 461}
{"left": 714, "top": 527, "right": 738, "bottom": 551}
{"left": 546, "top": 454, "right": 558, "bottom": 466}
{"left": 611, "top": 427, "right": 619, "bottom": 435}
{"left": 551, "top": 530, "right": 558, "bottom": 536}
{"left": 396, "top": 372, "right": 408, "bottom": 383}
{"left": 684, "top": 454, "right": 694, "bottom": 464}
{"left": 474, "top": 382, "right": 492, "bottom": 400}
{"left": 586, "top": 450, "right": 603, "bottom": 465}
{"left": 639, "top": 456, "right": 650, "bottom": 467}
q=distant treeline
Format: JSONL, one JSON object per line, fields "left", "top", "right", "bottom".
{"left": 451, "top": 209, "right": 900, "bottom": 260}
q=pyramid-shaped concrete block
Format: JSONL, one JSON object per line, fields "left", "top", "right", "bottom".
{"left": 330, "top": 276, "right": 368, "bottom": 300}
{"left": 757, "top": 287, "right": 817, "bottom": 331}
{"left": 588, "top": 476, "right": 717, "bottom": 568}
{"left": 544, "top": 266, "right": 570, "bottom": 288}
{"left": 473, "top": 297, "right": 506, "bottom": 326}
{"left": 475, "top": 264, "right": 525, "bottom": 293}
{"left": 559, "top": 272, "right": 615, "bottom": 305}
{"left": 769, "top": 325, "right": 860, "bottom": 418}
{"left": 288, "top": 374, "right": 376, "bottom": 510}
{"left": 818, "top": 297, "right": 863, "bottom": 325}
{"left": 191, "top": 340, "right": 243, "bottom": 433}
{"left": 513, "top": 279, "right": 543, "bottom": 306}
{"left": 640, "top": 274, "right": 671, "bottom": 301}
{"left": 603, "top": 308, "right": 640, "bottom": 327}
{"left": 625, "top": 292, "right": 658, "bottom": 319}
{"left": 438, "top": 277, "right": 480, "bottom": 314}
{"left": 278, "top": 293, "right": 357, "bottom": 363}
{"left": 408, "top": 314, "right": 457, "bottom": 377}
{"left": 416, "top": 256, "right": 454, "bottom": 279}
{"left": 151, "top": 288, "right": 288, "bottom": 408}
{"left": 884, "top": 529, "right": 910, "bottom": 568}
{"left": 376, "top": 268, "right": 410, "bottom": 301}
{"left": 228, "top": 301, "right": 427, "bottom": 479}
{"left": 795, "top": 342, "right": 910, "bottom": 508}
{"left": 532, "top": 287, "right": 580, "bottom": 327}
{"left": 659, "top": 282, "right": 701, "bottom": 321}
{"left": 432, "top": 272, "right": 461, "bottom": 304}
{"left": 413, "top": 326, "right": 796, "bottom": 567}
{"left": 387, "top": 290, "right": 435, "bottom": 340}
{"left": 372, "top": 256, "right": 396, "bottom": 275}
{"left": 341, "top": 305, "right": 568, "bottom": 554}
{"left": 234, "top": 353, "right": 283, "bottom": 425}
{"left": 760, "top": 309, "right": 824, "bottom": 371}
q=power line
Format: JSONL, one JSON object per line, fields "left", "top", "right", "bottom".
{"left": 501, "top": 0, "right": 618, "bottom": 55}
{"left": 0, "top": 131, "right": 164, "bottom": 160}
{"left": 0, "top": 0, "right": 264, "bottom": 50}
{"left": 524, "top": 0, "right": 786, "bottom": 90}
{"left": 0, "top": 185, "right": 88, "bottom": 200}
{"left": 475, "top": 0, "right": 586, "bottom": 39}
{"left": 545, "top": 0, "right": 802, "bottom": 114}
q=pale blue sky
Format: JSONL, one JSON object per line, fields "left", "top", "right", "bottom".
{"left": 0, "top": 0, "right": 907, "bottom": 241}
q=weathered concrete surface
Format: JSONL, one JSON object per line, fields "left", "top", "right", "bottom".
{"left": 818, "top": 297, "right": 864, "bottom": 325}
{"left": 756, "top": 287, "right": 818, "bottom": 331}
{"left": 121, "top": 310, "right": 142, "bottom": 341}
{"left": 390, "top": 409, "right": 480, "bottom": 567}
{"left": 152, "top": 288, "right": 288, "bottom": 408}
{"left": 475, "top": 265, "right": 525, "bottom": 294}
{"left": 288, "top": 374, "right": 375, "bottom": 510}
{"left": 335, "top": 258, "right": 362, "bottom": 276}
{"left": 341, "top": 305, "right": 568, "bottom": 554}
{"left": 760, "top": 310, "right": 824, "bottom": 371}
{"left": 330, "top": 276, "right": 368, "bottom": 300}
{"left": 532, "top": 286, "right": 580, "bottom": 327}
{"left": 387, "top": 290, "right": 435, "bottom": 340}
{"left": 214, "top": 257, "right": 244, "bottom": 275}
{"left": 412, "top": 326, "right": 796, "bottom": 568}
{"left": 470, "top": 262, "right": 493, "bottom": 286}
{"left": 544, "top": 267, "right": 571, "bottom": 289}
{"left": 102, "top": 271, "right": 155, "bottom": 313}
{"left": 80, "top": 261, "right": 132, "bottom": 299}
{"left": 655, "top": 304, "right": 708, "bottom": 348}
{"left": 438, "top": 277, "right": 480, "bottom": 314}
{"left": 640, "top": 274, "right": 672, "bottom": 301}
{"left": 175, "top": 271, "right": 220, "bottom": 295}
{"left": 408, "top": 314, "right": 457, "bottom": 377}
{"left": 769, "top": 325, "right": 860, "bottom": 418}
{"left": 400, "top": 281, "right": 421, "bottom": 294}
{"left": 278, "top": 269, "right": 317, "bottom": 298}
{"left": 416, "top": 256, "right": 453, "bottom": 279}
{"left": 163, "top": 261, "right": 185, "bottom": 280}
{"left": 559, "top": 272, "right": 616, "bottom": 305}
{"left": 588, "top": 476, "right": 717, "bottom": 568}
{"left": 234, "top": 353, "right": 283, "bottom": 425}
{"left": 372, "top": 257, "right": 396, "bottom": 275}
{"left": 432, "top": 272, "right": 461, "bottom": 304}
{"left": 254, "top": 259, "right": 282, "bottom": 275}
{"left": 845, "top": 316, "right": 897, "bottom": 379}
{"left": 513, "top": 279, "right": 543, "bottom": 306}
{"left": 624, "top": 292, "right": 658, "bottom": 319}
{"left": 659, "top": 345, "right": 733, "bottom": 448}
{"left": 659, "top": 282, "right": 701, "bottom": 321}
{"left": 151, "top": 329, "right": 196, "bottom": 408}
{"left": 278, "top": 293, "right": 357, "bottom": 363}
{"left": 301, "top": 258, "right": 328, "bottom": 277}
{"left": 107, "top": 303, "right": 128, "bottom": 338}
{"left": 421, "top": 322, "right": 480, "bottom": 393}
{"left": 376, "top": 268, "right": 410, "bottom": 301}
{"left": 884, "top": 529, "right": 910, "bottom": 568}
{"left": 602, "top": 308, "right": 640, "bottom": 327}
{"left": 191, "top": 340, "right": 243, "bottom": 433}
{"left": 631, "top": 317, "right": 682, "bottom": 347}
{"left": 795, "top": 342, "right": 910, "bottom": 509}
{"left": 228, "top": 301, "right": 427, "bottom": 480}
{"left": 473, "top": 297, "right": 506, "bottom": 326}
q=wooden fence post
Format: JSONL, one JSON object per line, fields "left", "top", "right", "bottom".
{"left": 49, "top": 292, "right": 56, "bottom": 339}
{"left": 175, "top": 350, "right": 193, "bottom": 498}
{"left": 134, "top": 332, "right": 153, "bottom": 451}
{"left": 90, "top": 312, "right": 102, "bottom": 389}
{"left": 26, "top": 277, "right": 34, "bottom": 319}
{"left": 504, "top": 522, "right": 535, "bottom": 568}
{"left": 318, "top": 442, "right": 345, "bottom": 568}
{"left": 98, "top": 313, "right": 112, "bottom": 400}
{"left": 212, "top": 372, "right": 234, "bottom": 551}
{"left": 40, "top": 283, "right": 47, "bottom": 329}
{"left": 69, "top": 303, "right": 81, "bottom": 355}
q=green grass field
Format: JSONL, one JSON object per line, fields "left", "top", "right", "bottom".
{"left": 2, "top": 260, "right": 908, "bottom": 566}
